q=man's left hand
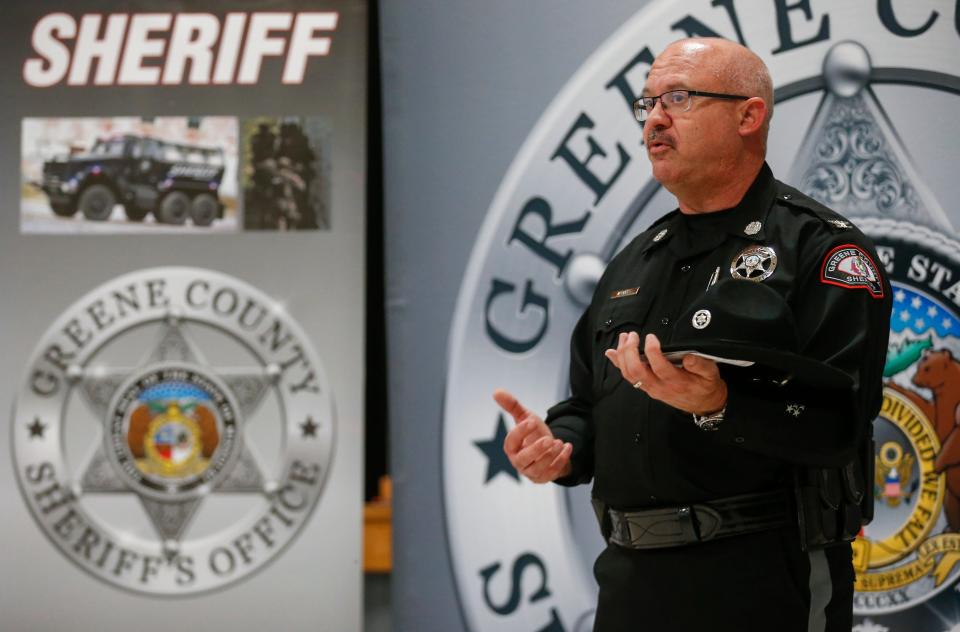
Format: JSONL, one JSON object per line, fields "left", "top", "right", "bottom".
{"left": 604, "top": 332, "right": 727, "bottom": 415}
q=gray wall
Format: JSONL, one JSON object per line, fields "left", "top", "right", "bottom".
{"left": 380, "top": 3, "right": 647, "bottom": 629}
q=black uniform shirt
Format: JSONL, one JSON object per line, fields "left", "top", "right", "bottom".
{"left": 545, "top": 163, "right": 892, "bottom": 510}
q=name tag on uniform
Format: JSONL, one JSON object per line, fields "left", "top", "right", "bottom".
{"left": 610, "top": 287, "right": 639, "bottom": 299}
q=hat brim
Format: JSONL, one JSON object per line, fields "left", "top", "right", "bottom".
{"left": 655, "top": 350, "right": 756, "bottom": 368}
{"left": 659, "top": 341, "right": 852, "bottom": 389}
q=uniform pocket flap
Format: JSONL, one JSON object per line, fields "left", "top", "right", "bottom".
{"left": 595, "top": 294, "right": 654, "bottom": 335}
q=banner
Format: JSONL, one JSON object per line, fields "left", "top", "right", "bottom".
{"left": 384, "top": 1, "right": 960, "bottom": 630}
{"left": 0, "top": 1, "right": 366, "bottom": 630}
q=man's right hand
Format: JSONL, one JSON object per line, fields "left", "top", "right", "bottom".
{"left": 494, "top": 388, "right": 573, "bottom": 484}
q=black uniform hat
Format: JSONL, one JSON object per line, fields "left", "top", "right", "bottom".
{"left": 660, "top": 277, "right": 852, "bottom": 389}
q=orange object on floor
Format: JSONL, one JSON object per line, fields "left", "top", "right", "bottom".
{"left": 364, "top": 476, "right": 392, "bottom": 573}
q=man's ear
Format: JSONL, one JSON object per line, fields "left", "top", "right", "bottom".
{"left": 738, "top": 97, "right": 767, "bottom": 137}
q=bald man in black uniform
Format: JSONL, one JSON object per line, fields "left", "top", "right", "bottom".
{"left": 496, "top": 37, "right": 891, "bottom": 631}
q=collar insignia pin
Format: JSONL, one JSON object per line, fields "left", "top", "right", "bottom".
{"left": 744, "top": 221, "right": 762, "bottom": 235}
{"left": 652, "top": 228, "right": 668, "bottom": 242}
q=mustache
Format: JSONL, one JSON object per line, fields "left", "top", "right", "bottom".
{"left": 643, "top": 128, "right": 674, "bottom": 147}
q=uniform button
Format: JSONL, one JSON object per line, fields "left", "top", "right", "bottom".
{"left": 681, "top": 265, "right": 691, "bottom": 272}
{"left": 649, "top": 495, "right": 657, "bottom": 502}
{"left": 734, "top": 436, "right": 745, "bottom": 444}
{"left": 633, "top": 433, "right": 641, "bottom": 444}
{"left": 603, "top": 319, "right": 613, "bottom": 326}
{"left": 782, "top": 193, "right": 792, "bottom": 200}
{"left": 660, "top": 317, "right": 669, "bottom": 325}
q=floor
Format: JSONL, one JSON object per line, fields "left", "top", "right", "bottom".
{"left": 364, "top": 573, "right": 392, "bottom": 632}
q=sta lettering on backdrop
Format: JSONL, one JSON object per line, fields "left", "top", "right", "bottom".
{"left": 23, "top": 12, "right": 339, "bottom": 87}
{"left": 445, "top": 1, "right": 960, "bottom": 631}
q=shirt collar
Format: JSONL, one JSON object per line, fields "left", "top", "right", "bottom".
{"left": 640, "top": 162, "right": 777, "bottom": 257}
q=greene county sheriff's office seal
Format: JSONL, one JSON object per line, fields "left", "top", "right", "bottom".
{"left": 12, "top": 267, "right": 335, "bottom": 596}
{"left": 443, "top": 1, "right": 960, "bottom": 630}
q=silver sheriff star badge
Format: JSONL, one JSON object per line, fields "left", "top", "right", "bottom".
{"left": 731, "top": 245, "right": 778, "bottom": 282}
{"left": 786, "top": 403, "right": 806, "bottom": 418}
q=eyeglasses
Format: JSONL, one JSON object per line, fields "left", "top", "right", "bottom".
{"left": 633, "top": 90, "right": 749, "bottom": 122}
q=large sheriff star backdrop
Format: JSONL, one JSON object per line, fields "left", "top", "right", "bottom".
{"left": 437, "top": 2, "right": 960, "bottom": 631}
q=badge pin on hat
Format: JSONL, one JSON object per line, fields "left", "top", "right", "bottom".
{"left": 662, "top": 277, "right": 851, "bottom": 389}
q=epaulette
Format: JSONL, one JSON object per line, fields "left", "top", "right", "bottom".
{"left": 774, "top": 182, "right": 856, "bottom": 232}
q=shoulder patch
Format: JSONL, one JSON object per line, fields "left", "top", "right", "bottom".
{"left": 820, "top": 244, "right": 884, "bottom": 298}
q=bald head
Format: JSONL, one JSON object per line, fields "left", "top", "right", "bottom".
{"left": 658, "top": 38, "right": 774, "bottom": 140}
{"left": 641, "top": 38, "right": 774, "bottom": 211}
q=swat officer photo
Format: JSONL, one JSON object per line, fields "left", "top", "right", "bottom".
{"left": 495, "top": 37, "right": 892, "bottom": 631}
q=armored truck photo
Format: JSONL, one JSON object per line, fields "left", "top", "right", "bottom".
{"left": 40, "top": 134, "right": 226, "bottom": 226}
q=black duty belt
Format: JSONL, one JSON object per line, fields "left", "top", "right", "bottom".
{"left": 601, "top": 490, "right": 792, "bottom": 550}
